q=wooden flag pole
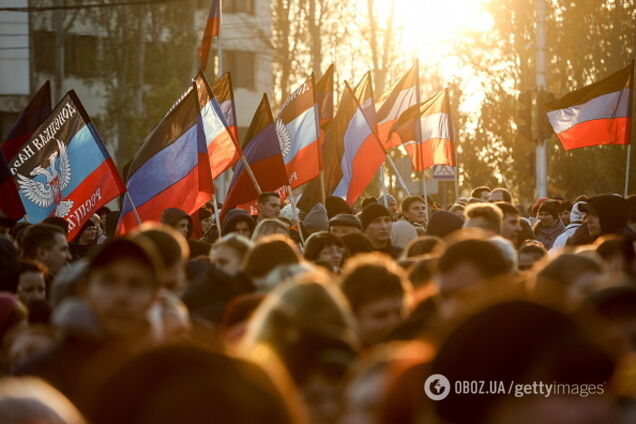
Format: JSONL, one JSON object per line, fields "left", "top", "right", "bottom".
{"left": 125, "top": 191, "right": 142, "bottom": 225}
{"left": 241, "top": 155, "right": 262, "bottom": 194}
{"left": 421, "top": 171, "right": 429, "bottom": 227}
{"left": 625, "top": 144, "right": 632, "bottom": 197}
{"left": 286, "top": 185, "right": 306, "bottom": 246}
{"left": 212, "top": 193, "right": 222, "bottom": 235}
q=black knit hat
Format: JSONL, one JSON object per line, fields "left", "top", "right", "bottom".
{"left": 538, "top": 199, "right": 560, "bottom": 219}
{"left": 329, "top": 214, "right": 362, "bottom": 230}
{"left": 360, "top": 203, "right": 391, "bottom": 230}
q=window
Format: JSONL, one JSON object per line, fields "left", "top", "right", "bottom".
{"left": 64, "top": 34, "right": 100, "bottom": 78}
{"left": 32, "top": 31, "right": 55, "bottom": 75}
{"left": 222, "top": 50, "right": 255, "bottom": 90}
{"left": 223, "top": 0, "right": 255, "bottom": 14}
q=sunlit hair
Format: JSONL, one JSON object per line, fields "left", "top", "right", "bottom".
{"left": 404, "top": 235, "right": 444, "bottom": 258}
{"left": 401, "top": 195, "right": 425, "bottom": 214}
{"left": 243, "top": 234, "right": 300, "bottom": 281}
{"left": 303, "top": 231, "right": 345, "bottom": 262}
{"left": 211, "top": 234, "right": 253, "bottom": 263}
{"left": 0, "top": 377, "right": 85, "bottom": 424}
{"left": 130, "top": 222, "right": 189, "bottom": 267}
{"left": 464, "top": 203, "right": 503, "bottom": 235}
{"left": 251, "top": 219, "right": 289, "bottom": 241}
{"left": 243, "top": 270, "right": 359, "bottom": 384}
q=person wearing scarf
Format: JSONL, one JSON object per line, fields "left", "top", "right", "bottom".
{"left": 532, "top": 199, "right": 565, "bottom": 250}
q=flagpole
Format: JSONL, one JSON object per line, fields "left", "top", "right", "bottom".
{"left": 344, "top": 81, "right": 411, "bottom": 196}
{"left": 241, "top": 155, "right": 262, "bottom": 194}
{"left": 212, "top": 193, "right": 222, "bottom": 235}
{"left": 413, "top": 59, "right": 428, "bottom": 219}
{"left": 625, "top": 144, "right": 632, "bottom": 196}
{"left": 125, "top": 192, "right": 142, "bottom": 225}
{"left": 286, "top": 185, "right": 306, "bottom": 245}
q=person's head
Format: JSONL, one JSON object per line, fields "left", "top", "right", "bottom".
{"left": 329, "top": 214, "right": 362, "bottom": 237}
{"left": 17, "top": 260, "right": 47, "bottom": 306}
{"left": 21, "top": 224, "right": 71, "bottom": 276}
{"left": 81, "top": 237, "right": 162, "bottom": 339}
{"left": 627, "top": 194, "right": 636, "bottom": 225}
{"left": 131, "top": 223, "right": 189, "bottom": 295}
{"left": 304, "top": 232, "right": 346, "bottom": 272}
{"left": 0, "top": 377, "right": 85, "bottom": 424}
{"left": 518, "top": 241, "right": 547, "bottom": 271}
{"left": 0, "top": 294, "right": 28, "bottom": 345}
{"left": 257, "top": 192, "right": 282, "bottom": 220}
{"left": 494, "top": 202, "right": 521, "bottom": 242}
{"left": 340, "top": 232, "right": 374, "bottom": 257}
{"left": 378, "top": 194, "right": 397, "bottom": 215}
{"left": 487, "top": 187, "right": 511, "bottom": 203}
{"left": 360, "top": 204, "right": 393, "bottom": 248}
{"left": 325, "top": 196, "right": 353, "bottom": 218}
{"left": 463, "top": 203, "right": 503, "bottom": 235}
{"left": 448, "top": 204, "right": 465, "bottom": 219}
{"left": 76, "top": 220, "right": 98, "bottom": 245}
{"left": 244, "top": 235, "right": 301, "bottom": 287}
{"left": 340, "top": 253, "right": 412, "bottom": 346}
{"left": 159, "top": 208, "right": 192, "bottom": 239}
{"left": 401, "top": 195, "right": 427, "bottom": 225}
{"left": 581, "top": 194, "right": 628, "bottom": 238}
{"left": 535, "top": 253, "right": 604, "bottom": 302}
{"left": 251, "top": 218, "right": 289, "bottom": 241}
{"left": 537, "top": 199, "right": 560, "bottom": 227}
{"left": 470, "top": 186, "right": 490, "bottom": 201}
{"left": 198, "top": 208, "right": 214, "bottom": 234}
{"left": 558, "top": 200, "right": 573, "bottom": 226}
{"left": 221, "top": 209, "right": 255, "bottom": 238}
{"left": 427, "top": 210, "right": 464, "bottom": 238}
{"left": 42, "top": 216, "right": 69, "bottom": 235}
{"left": 437, "top": 238, "right": 510, "bottom": 295}
{"left": 210, "top": 234, "right": 253, "bottom": 276}
{"left": 405, "top": 235, "right": 444, "bottom": 258}
{"left": 8, "top": 325, "right": 56, "bottom": 371}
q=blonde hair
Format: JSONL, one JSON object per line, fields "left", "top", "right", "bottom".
{"left": 251, "top": 219, "right": 289, "bottom": 241}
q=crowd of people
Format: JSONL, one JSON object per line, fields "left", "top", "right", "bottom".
{"left": 0, "top": 186, "right": 635, "bottom": 423}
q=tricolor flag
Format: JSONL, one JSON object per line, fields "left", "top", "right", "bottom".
{"left": 198, "top": 0, "right": 221, "bottom": 71}
{"left": 376, "top": 62, "right": 419, "bottom": 148}
{"left": 332, "top": 83, "right": 386, "bottom": 205}
{"left": 221, "top": 94, "right": 288, "bottom": 218}
{"left": 211, "top": 72, "right": 240, "bottom": 146}
{"left": 195, "top": 72, "right": 240, "bottom": 178}
{"left": 276, "top": 75, "right": 321, "bottom": 188}
{"left": 353, "top": 71, "right": 377, "bottom": 126}
{"left": 118, "top": 85, "right": 214, "bottom": 234}
{"left": 316, "top": 64, "right": 335, "bottom": 127}
{"left": 389, "top": 89, "right": 456, "bottom": 171}
{"left": 546, "top": 62, "right": 633, "bottom": 150}
{"left": 9, "top": 91, "right": 125, "bottom": 240}
{"left": 0, "top": 150, "right": 25, "bottom": 221}
{"left": 2, "top": 81, "right": 51, "bottom": 161}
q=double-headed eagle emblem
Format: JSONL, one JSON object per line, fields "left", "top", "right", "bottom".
{"left": 16, "top": 139, "right": 74, "bottom": 217}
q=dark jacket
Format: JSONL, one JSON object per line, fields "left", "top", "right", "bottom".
{"left": 373, "top": 243, "right": 403, "bottom": 260}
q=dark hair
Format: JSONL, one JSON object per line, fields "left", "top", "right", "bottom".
{"left": 19, "top": 259, "right": 47, "bottom": 278}
{"left": 340, "top": 232, "right": 373, "bottom": 256}
{"left": 21, "top": 224, "right": 66, "bottom": 260}
{"left": 537, "top": 253, "right": 602, "bottom": 287}
{"left": 401, "top": 195, "right": 425, "bottom": 214}
{"left": 187, "top": 240, "right": 211, "bottom": 258}
{"left": 244, "top": 235, "right": 300, "bottom": 279}
{"left": 405, "top": 236, "right": 444, "bottom": 257}
{"left": 408, "top": 255, "right": 438, "bottom": 288}
{"left": 257, "top": 192, "right": 279, "bottom": 205}
{"left": 438, "top": 239, "right": 509, "bottom": 279}
{"left": 494, "top": 201, "right": 519, "bottom": 217}
{"left": 42, "top": 216, "right": 69, "bottom": 234}
{"left": 131, "top": 226, "right": 188, "bottom": 268}
{"left": 625, "top": 194, "right": 636, "bottom": 222}
{"left": 519, "top": 242, "right": 547, "bottom": 258}
{"left": 88, "top": 238, "right": 162, "bottom": 285}
{"left": 303, "top": 231, "right": 344, "bottom": 262}
{"left": 340, "top": 253, "right": 410, "bottom": 313}
{"left": 558, "top": 200, "right": 573, "bottom": 213}
{"left": 469, "top": 186, "right": 490, "bottom": 199}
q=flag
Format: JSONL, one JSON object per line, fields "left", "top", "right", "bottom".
{"left": 353, "top": 71, "right": 377, "bottom": 126}
{"left": 118, "top": 86, "right": 214, "bottom": 234}
{"left": 276, "top": 75, "right": 321, "bottom": 188}
{"left": 198, "top": 0, "right": 221, "bottom": 71}
{"left": 332, "top": 83, "right": 386, "bottom": 205}
{"left": 195, "top": 72, "right": 240, "bottom": 178}
{"left": 376, "top": 62, "right": 419, "bottom": 148}
{"left": 0, "top": 150, "right": 25, "bottom": 221}
{"left": 221, "top": 94, "right": 288, "bottom": 219}
{"left": 8, "top": 91, "right": 125, "bottom": 240}
{"left": 2, "top": 81, "right": 51, "bottom": 161}
{"left": 211, "top": 72, "right": 240, "bottom": 146}
{"left": 546, "top": 62, "right": 633, "bottom": 150}
{"left": 389, "top": 89, "right": 456, "bottom": 171}
{"left": 316, "top": 64, "right": 335, "bottom": 127}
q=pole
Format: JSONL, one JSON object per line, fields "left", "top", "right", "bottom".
{"left": 421, "top": 171, "right": 429, "bottom": 226}
{"left": 212, "top": 193, "right": 222, "bottom": 235}
{"left": 125, "top": 192, "right": 142, "bottom": 225}
{"left": 241, "top": 155, "right": 262, "bottom": 194}
{"left": 625, "top": 144, "right": 632, "bottom": 196}
{"left": 378, "top": 164, "right": 387, "bottom": 200}
{"left": 286, "top": 185, "right": 306, "bottom": 245}
{"left": 535, "top": 0, "right": 548, "bottom": 198}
